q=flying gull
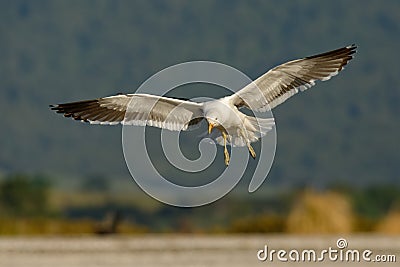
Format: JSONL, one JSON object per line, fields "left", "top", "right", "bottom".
{"left": 51, "top": 45, "right": 356, "bottom": 166}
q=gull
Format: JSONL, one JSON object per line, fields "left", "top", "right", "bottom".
{"left": 51, "top": 45, "right": 356, "bottom": 166}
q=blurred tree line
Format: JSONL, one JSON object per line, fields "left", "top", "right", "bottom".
{"left": 0, "top": 174, "right": 51, "bottom": 217}
{"left": 0, "top": 173, "right": 399, "bottom": 235}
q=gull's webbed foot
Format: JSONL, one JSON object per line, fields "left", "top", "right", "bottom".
{"left": 248, "top": 144, "right": 256, "bottom": 159}
{"left": 224, "top": 148, "right": 230, "bottom": 166}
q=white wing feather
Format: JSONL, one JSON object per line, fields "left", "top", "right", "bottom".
{"left": 51, "top": 94, "right": 204, "bottom": 131}
{"left": 229, "top": 45, "right": 356, "bottom": 111}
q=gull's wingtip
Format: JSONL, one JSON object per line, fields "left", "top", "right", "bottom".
{"left": 347, "top": 44, "right": 357, "bottom": 53}
{"left": 49, "top": 104, "right": 58, "bottom": 110}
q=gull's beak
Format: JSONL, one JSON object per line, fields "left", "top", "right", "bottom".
{"left": 208, "top": 122, "right": 215, "bottom": 134}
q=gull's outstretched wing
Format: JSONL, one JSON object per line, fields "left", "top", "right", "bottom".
{"left": 228, "top": 45, "right": 357, "bottom": 111}
{"left": 50, "top": 93, "right": 204, "bottom": 131}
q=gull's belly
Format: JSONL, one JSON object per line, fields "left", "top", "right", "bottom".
{"left": 222, "top": 109, "right": 244, "bottom": 130}
{"left": 203, "top": 98, "right": 245, "bottom": 130}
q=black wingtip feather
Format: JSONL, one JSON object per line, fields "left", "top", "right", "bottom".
{"left": 305, "top": 44, "right": 357, "bottom": 60}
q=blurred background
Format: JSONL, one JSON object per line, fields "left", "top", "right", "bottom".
{"left": 0, "top": 0, "right": 399, "bottom": 238}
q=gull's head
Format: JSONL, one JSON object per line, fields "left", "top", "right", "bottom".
{"left": 206, "top": 117, "right": 221, "bottom": 134}
{"left": 204, "top": 100, "right": 230, "bottom": 134}
{"left": 205, "top": 109, "right": 224, "bottom": 134}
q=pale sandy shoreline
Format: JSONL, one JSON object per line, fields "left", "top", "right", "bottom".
{"left": 0, "top": 235, "right": 398, "bottom": 267}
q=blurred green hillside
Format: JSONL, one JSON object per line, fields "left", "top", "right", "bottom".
{"left": 0, "top": 0, "right": 399, "bottom": 191}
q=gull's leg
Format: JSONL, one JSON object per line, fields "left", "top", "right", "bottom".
{"left": 222, "top": 132, "right": 230, "bottom": 166}
{"left": 240, "top": 128, "right": 256, "bottom": 159}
